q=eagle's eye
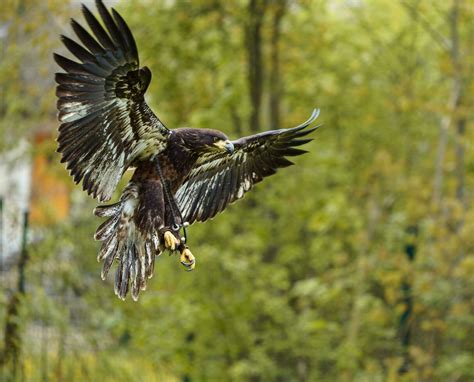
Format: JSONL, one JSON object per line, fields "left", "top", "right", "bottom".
{"left": 213, "top": 136, "right": 219, "bottom": 143}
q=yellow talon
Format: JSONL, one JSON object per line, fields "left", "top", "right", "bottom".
{"left": 180, "top": 248, "right": 195, "bottom": 271}
{"left": 164, "top": 230, "right": 179, "bottom": 251}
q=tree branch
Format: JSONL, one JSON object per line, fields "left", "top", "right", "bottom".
{"left": 400, "top": 0, "right": 452, "bottom": 52}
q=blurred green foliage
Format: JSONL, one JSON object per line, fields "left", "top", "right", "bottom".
{"left": 1, "top": 0, "right": 473, "bottom": 381}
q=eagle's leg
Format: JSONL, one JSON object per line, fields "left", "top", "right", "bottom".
{"left": 155, "top": 157, "right": 184, "bottom": 251}
{"left": 154, "top": 157, "right": 195, "bottom": 270}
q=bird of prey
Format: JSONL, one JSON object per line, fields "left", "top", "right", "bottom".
{"left": 54, "top": 0, "right": 320, "bottom": 300}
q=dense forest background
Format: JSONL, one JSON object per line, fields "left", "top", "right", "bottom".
{"left": 1, "top": 0, "right": 473, "bottom": 381}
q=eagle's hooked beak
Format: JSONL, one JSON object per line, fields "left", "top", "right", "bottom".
{"left": 214, "top": 140, "right": 234, "bottom": 155}
{"left": 225, "top": 140, "right": 234, "bottom": 155}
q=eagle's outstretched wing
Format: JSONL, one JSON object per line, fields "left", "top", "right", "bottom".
{"left": 175, "top": 109, "right": 320, "bottom": 224}
{"left": 55, "top": 0, "right": 169, "bottom": 202}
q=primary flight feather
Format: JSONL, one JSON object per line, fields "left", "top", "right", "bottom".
{"left": 55, "top": 0, "right": 320, "bottom": 300}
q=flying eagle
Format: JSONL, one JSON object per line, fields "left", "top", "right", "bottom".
{"left": 54, "top": 0, "right": 320, "bottom": 300}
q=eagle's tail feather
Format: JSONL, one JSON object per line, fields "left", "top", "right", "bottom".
{"left": 93, "top": 183, "right": 162, "bottom": 301}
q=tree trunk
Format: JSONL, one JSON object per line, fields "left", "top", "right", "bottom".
{"left": 269, "top": 1, "right": 286, "bottom": 130}
{"left": 1, "top": 211, "right": 29, "bottom": 380}
{"left": 246, "top": 0, "right": 267, "bottom": 133}
{"left": 432, "top": 87, "right": 461, "bottom": 208}
{"left": 450, "top": 0, "right": 466, "bottom": 208}
{"left": 342, "top": 198, "right": 379, "bottom": 381}
{"left": 432, "top": 0, "right": 464, "bottom": 210}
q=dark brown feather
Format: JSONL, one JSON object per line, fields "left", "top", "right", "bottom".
{"left": 55, "top": 0, "right": 169, "bottom": 202}
{"left": 175, "top": 109, "right": 321, "bottom": 224}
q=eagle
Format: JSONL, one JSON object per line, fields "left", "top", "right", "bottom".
{"left": 54, "top": 0, "right": 320, "bottom": 301}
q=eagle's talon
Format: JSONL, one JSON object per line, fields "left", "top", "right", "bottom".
{"left": 180, "top": 248, "right": 195, "bottom": 271}
{"left": 164, "top": 230, "right": 179, "bottom": 251}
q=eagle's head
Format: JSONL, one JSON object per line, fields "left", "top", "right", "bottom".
{"left": 179, "top": 128, "right": 234, "bottom": 155}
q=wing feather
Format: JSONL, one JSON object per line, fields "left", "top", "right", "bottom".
{"left": 70, "top": 19, "right": 106, "bottom": 55}
{"left": 176, "top": 109, "right": 320, "bottom": 224}
{"left": 55, "top": 0, "right": 169, "bottom": 201}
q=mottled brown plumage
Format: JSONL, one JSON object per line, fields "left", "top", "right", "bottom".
{"left": 55, "top": 0, "right": 320, "bottom": 300}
